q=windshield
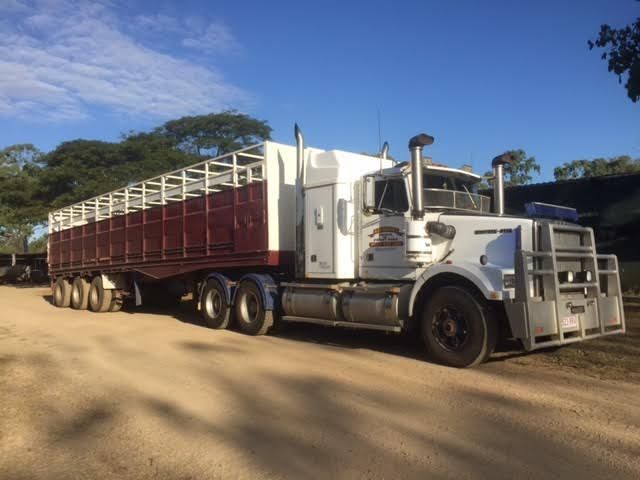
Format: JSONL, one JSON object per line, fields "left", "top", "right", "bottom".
{"left": 423, "top": 174, "right": 490, "bottom": 212}
{"left": 424, "top": 174, "right": 477, "bottom": 192}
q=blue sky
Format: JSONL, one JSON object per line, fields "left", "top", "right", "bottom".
{"left": 1, "top": 0, "right": 639, "bottom": 181}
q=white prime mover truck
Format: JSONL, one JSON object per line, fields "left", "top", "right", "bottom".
{"left": 48, "top": 126, "right": 625, "bottom": 367}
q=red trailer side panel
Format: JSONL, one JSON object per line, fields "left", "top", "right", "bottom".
{"left": 48, "top": 181, "right": 293, "bottom": 278}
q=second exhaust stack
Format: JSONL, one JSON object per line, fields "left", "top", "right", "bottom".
{"left": 409, "top": 133, "right": 434, "bottom": 219}
{"left": 491, "top": 152, "right": 513, "bottom": 215}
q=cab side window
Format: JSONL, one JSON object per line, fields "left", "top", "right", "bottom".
{"left": 374, "top": 178, "right": 409, "bottom": 212}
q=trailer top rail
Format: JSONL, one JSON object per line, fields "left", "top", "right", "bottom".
{"left": 48, "top": 143, "right": 268, "bottom": 233}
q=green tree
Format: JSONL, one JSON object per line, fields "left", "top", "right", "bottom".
{"left": 481, "top": 149, "right": 541, "bottom": 188}
{"left": 589, "top": 10, "right": 640, "bottom": 102}
{"left": 36, "top": 140, "right": 124, "bottom": 208}
{"left": 0, "top": 111, "right": 272, "bottom": 252}
{"left": 0, "top": 144, "right": 44, "bottom": 252}
{"left": 155, "top": 110, "right": 272, "bottom": 156}
{"left": 554, "top": 155, "right": 640, "bottom": 180}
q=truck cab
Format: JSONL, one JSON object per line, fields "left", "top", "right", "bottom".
{"left": 284, "top": 131, "right": 625, "bottom": 367}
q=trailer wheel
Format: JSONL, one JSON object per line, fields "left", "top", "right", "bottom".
{"left": 109, "top": 291, "right": 123, "bottom": 312}
{"left": 70, "top": 276, "right": 90, "bottom": 310}
{"left": 421, "top": 286, "right": 497, "bottom": 368}
{"left": 235, "top": 280, "right": 273, "bottom": 335}
{"left": 89, "top": 276, "right": 112, "bottom": 313}
{"left": 53, "top": 277, "right": 71, "bottom": 308}
{"left": 200, "top": 280, "right": 231, "bottom": 329}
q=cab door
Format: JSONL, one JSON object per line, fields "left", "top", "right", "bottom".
{"left": 359, "top": 176, "right": 414, "bottom": 280}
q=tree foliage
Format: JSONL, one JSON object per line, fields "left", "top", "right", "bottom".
{"left": 155, "top": 110, "right": 272, "bottom": 156}
{"left": 0, "top": 111, "right": 272, "bottom": 252}
{"left": 0, "top": 144, "right": 44, "bottom": 252}
{"left": 554, "top": 155, "right": 640, "bottom": 180}
{"left": 481, "top": 149, "right": 541, "bottom": 188}
{"left": 589, "top": 12, "right": 640, "bottom": 102}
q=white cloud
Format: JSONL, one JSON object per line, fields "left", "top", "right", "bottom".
{"left": 134, "top": 13, "right": 242, "bottom": 55}
{"left": 0, "top": 1, "right": 248, "bottom": 121}
{"left": 182, "top": 22, "right": 241, "bottom": 54}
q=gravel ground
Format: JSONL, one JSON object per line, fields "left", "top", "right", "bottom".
{"left": 1, "top": 285, "right": 639, "bottom": 480}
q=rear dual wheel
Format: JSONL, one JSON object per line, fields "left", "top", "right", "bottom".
{"left": 71, "top": 276, "right": 90, "bottom": 310}
{"left": 53, "top": 277, "right": 71, "bottom": 307}
{"left": 89, "top": 276, "right": 112, "bottom": 312}
{"left": 234, "top": 280, "right": 273, "bottom": 336}
{"left": 200, "top": 279, "right": 230, "bottom": 329}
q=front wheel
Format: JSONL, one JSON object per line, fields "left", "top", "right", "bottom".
{"left": 235, "top": 281, "right": 273, "bottom": 335}
{"left": 421, "top": 286, "right": 497, "bottom": 368}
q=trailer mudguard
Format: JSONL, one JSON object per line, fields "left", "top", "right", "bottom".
{"left": 408, "top": 261, "right": 506, "bottom": 317}
{"left": 200, "top": 272, "right": 234, "bottom": 307}
{"left": 234, "top": 273, "right": 278, "bottom": 311}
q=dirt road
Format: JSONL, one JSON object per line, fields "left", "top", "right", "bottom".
{"left": 1, "top": 286, "right": 639, "bottom": 480}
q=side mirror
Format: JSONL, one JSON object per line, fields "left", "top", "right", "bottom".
{"left": 363, "top": 176, "right": 376, "bottom": 210}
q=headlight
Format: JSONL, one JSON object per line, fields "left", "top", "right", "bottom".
{"left": 503, "top": 274, "right": 516, "bottom": 289}
{"left": 575, "top": 270, "right": 593, "bottom": 283}
{"left": 558, "top": 270, "right": 575, "bottom": 283}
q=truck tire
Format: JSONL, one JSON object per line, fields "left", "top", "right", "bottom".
{"left": 201, "top": 279, "right": 231, "bottom": 329}
{"left": 89, "top": 276, "right": 112, "bottom": 313}
{"left": 71, "top": 276, "right": 90, "bottom": 310}
{"left": 235, "top": 280, "right": 273, "bottom": 335}
{"left": 421, "top": 286, "right": 497, "bottom": 368}
{"left": 53, "top": 277, "right": 71, "bottom": 308}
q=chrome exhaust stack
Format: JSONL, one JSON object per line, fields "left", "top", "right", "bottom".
{"left": 380, "top": 141, "right": 389, "bottom": 160}
{"left": 379, "top": 141, "right": 389, "bottom": 173}
{"left": 408, "top": 133, "right": 434, "bottom": 219}
{"left": 491, "top": 152, "right": 513, "bottom": 215}
{"left": 294, "top": 124, "right": 305, "bottom": 277}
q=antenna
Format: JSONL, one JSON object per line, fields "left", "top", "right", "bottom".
{"left": 377, "top": 108, "right": 382, "bottom": 151}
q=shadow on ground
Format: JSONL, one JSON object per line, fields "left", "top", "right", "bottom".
{"left": 2, "top": 341, "right": 637, "bottom": 480}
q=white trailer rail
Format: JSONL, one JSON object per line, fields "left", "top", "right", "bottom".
{"left": 48, "top": 144, "right": 268, "bottom": 234}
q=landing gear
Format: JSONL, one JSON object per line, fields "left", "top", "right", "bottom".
{"left": 421, "top": 286, "right": 496, "bottom": 368}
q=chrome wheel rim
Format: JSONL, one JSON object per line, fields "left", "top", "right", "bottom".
{"left": 205, "top": 289, "right": 223, "bottom": 318}
{"left": 241, "top": 291, "right": 260, "bottom": 323}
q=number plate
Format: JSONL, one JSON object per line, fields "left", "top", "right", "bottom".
{"left": 561, "top": 315, "right": 579, "bottom": 330}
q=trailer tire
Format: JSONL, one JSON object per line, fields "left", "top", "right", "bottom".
{"left": 200, "top": 279, "right": 231, "bottom": 329}
{"left": 421, "top": 286, "right": 497, "bottom": 368}
{"left": 235, "top": 280, "right": 273, "bottom": 335}
{"left": 53, "top": 277, "right": 71, "bottom": 308}
{"left": 89, "top": 276, "right": 112, "bottom": 313}
{"left": 70, "top": 276, "right": 90, "bottom": 310}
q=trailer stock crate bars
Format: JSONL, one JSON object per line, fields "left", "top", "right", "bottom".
{"left": 48, "top": 143, "right": 268, "bottom": 233}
